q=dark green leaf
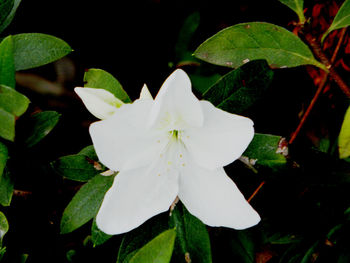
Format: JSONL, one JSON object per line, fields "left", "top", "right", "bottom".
{"left": 278, "top": 0, "right": 305, "bottom": 22}
{"left": 117, "top": 215, "right": 169, "bottom": 263}
{"left": 84, "top": 69, "right": 131, "bottom": 103}
{"left": 322, "top": 0, "right": 350, "bottom": 42}
{"left": 91, "top": 218, "right": 112, "bottom": 247}
{"left": 189, "top": 73, "right": 221, "bottom": 95}
{"left": 194, "top": 22, "right": 326, "bottom": 70}
{"left": 52, "top": 154, "right": 101, "bottom": 182}
{"left": 12, "top": 33, "right": 72, "bottom": 70}
{"left": 243, "top": 133, "right": 287, "bottom": 169}
{"left": 60, "top": 174, "right": 115, "bottom": 234}
{"left": 78, "top": 145, "right": 98, "bottom": 161}
{"left": 0, "top": 36, "right": 15, "bottom": 88}
{"left": 23, "top": 111, "right": 60, "bottom": 147}
{"left": 0, "top": 0, "right": 14, "bottom": 27}
{"left": 127, "top": 229, "right": 176, "bottom": 263}
{"left": 203, "top": 60, "right": 273, "bottom": 114}
{"left": 339, "top": 104, "right": 350, "bottom": 159}
{"left": 0, "top": 211, "right": 9, "bottom": 247}
{"left": 0, "top": 0, "right": 21, "bottom": 33}
{"left": 229, "top": 230, "right": 255, "bottom": 263}
{"left": 0, "top": 85, "right": 29, "bottom": 116}
{"left": 0, "top": 142, "right": 8, "bottom": 177}
{"left": 300, "top": 241, "right": 319, "bottom": 263}
{"left": 169, "top": 204, "right": 212, "bottom": 263}
{"left": 0, "top": 168, "right": 13, "bottom": 206}
{"left": 0, "top": 108, "right": 14, "bottom": 141}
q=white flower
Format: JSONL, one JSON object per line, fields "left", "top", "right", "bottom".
{"left": 84, "top": 69, "right": 260, "bottom": 235}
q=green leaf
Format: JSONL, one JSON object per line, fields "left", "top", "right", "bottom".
{"left": 0, "top": 0, "right": 14, "bottom": 27}
{"left": 52, "top": 154, "right": 102, "bottom": 182}
{"left": 91, "top": 218, "right": 112, "bottom": 247}
{"left": 23, "top": 111, "right": 60, "bottom": 147}
{"left": 278, "top": 0, "right": 306, "bottom": 23}
{"left": 202, "top": 60, "right": 274, "bottom": 114}
{"left": 300, "top": 241, "right": 319, "bottom": 263}
{"left": 0, "top": 142, "right": 8, "bottom": 177}
{"left": 78, "top": 145, "right": 98, "bottom": 161}
{"left": 339, "top": 104, "right": 350, "bottom": 158}
{"left": 60, "top": 174, "right": 115, "bottom": 234}
{"left": 194, "top": 22, "right": 326, "bottom": 70}
{"left": 84, "top": 69, "right": 131, "bottom": 103}
{"left": 0, "top": 168, "right": 14, "bottom": 206}
{"left": 0, "top": 85, "right": 29, "bottom": 116}
{"left": 117, "top": 215, "right": 169, "bottom": 263}
{"left": 127, "top": 229, "right": 176, "bottom": 263}
{"left": 12, "top": 33, "right": 72, "bottom": 70}
{"left": 169, "top": 204, "right": 212, "bottom": 263}
{"left": 0, "top": 108, "right": 14, "bottom": 141}
{"left": 229, "top": 230, "right": 256, "bottom": 263}
{"left": 322, "top": 0, "right": 350, "bottom": 43}
{"left": 0, "top": 36, "right": 15, "bottom": 89}
{"left": 243, "top": 133, "right": 287, "bottom": 169}
{"left": 0, "top": 211, "right": 9, "bottom": 247}
{"left": 189, "top": 73, "right": 221, "bottom": 95}
{"left": 0, "top": 0, "right": 21, "bottom": 34}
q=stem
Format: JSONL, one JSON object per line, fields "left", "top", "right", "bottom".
{"left": 289, "top": 28, "right": 348, "bottom": 144}
{"left": 248, "top": 181, "right": 265, "bottom": 203}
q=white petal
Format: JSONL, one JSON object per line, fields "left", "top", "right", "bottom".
{"left": 90, "top": 99, "right": 168, "bottom": 171}
{"left": 139, "top": 84, "right": 153, "bottom": 100}
{"left": 96, "top": 162, "right": 179, "bottom": 235}
{"left": 182, "top": 100, "right": 254, "bottom": 170}
{"left": 148, "top": 69, "right": 203, "bottom": 131}
{"left": 75, "top": 87, "right": 124, "bottom": 119}
{"left": 178, "top": 162, "right": 260, "bottom": 229}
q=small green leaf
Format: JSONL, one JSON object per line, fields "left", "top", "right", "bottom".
{"left": 0, "top": 168, "right": 14, "bottom": 206}
{"left": 169, "top": 204, "right": 212, "bottom": 263}
{"left": 78, "top": 145, "right": 98, "bottom": 161}
{"left": 229, "top": 230, "right": 256, "bottom": 263}
{"left": 322, "top": 0, "right": 350, "bottom": 43}
{"left": 127, "top": 229, "right": 176, "bottom": 263}
{"left": 0, "top": 108, "right": 14, "bottom": 141}
{"left": 91, "top": 218, "right": 112, "bottom": 247}
{"left": 202, "top": 60, "right": 274, "bottom": 114}
{"left": 84, "top": 69, "right": 131, "bottom": 103}
{"left": 23, "top": 111, "right": 60, "bottom": 147}
{"left": 339, "top": 105, "right": 350, "bottom": 159}
{"left": 0, "top": 36, "right": 15, "bottom": 89}
{"left": 0, "top": 142, "right": 8, "bottom": 177}
{"left": 194, "top": 22, "right": 326, "bottom": 71}
{"left": 0, "top": 211, "right": 9, "bottom": 247}
{"left": 0, "top": 85, "right": 29, "bottom": 116}
{"left": 0, "top": 0, "right": 21, "bottom": 34}
{"left": 52, "top": 154, "right": 102, "bottom": 182}
{"left": 243, "top": 133, "right": 287, "bottom": 169}
{"left": 12, "top": 33, "right": 72, "bottom": 70}
{"left": 300, "top": 241, "right": 319, "bottom": 263}
{"left": 0, "top": 0, "right": 14, "bottom": 27}
{"left": 60, "top": 174, "right": 115, "bottom": 234}
{"left": 278, "top": 0, "right": 306, "bottom": 23}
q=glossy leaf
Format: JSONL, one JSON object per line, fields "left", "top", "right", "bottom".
{"left": 0, "top": 142, "right": 8, "bottom": 177}
{"left": 0, "top": 168, "right": 13, "bottom": 206}
{"left": 194, "top": 22, "right": 326, "bottom": 70}
{"left": 78, "top": 145, "right": 98, "bottom": 161}
{"left": 243, "top": 133, "right": 287, "bottom": 169}
{"left": 339, "top": 105, "right": 350, "bottom": 158}
{"left": 60, "top": 174, "right": 115, "bottom": 234}
{"left": 0, "top": 211, "right": 9, "bottom": 247}
{"left": 0, "top": 108, "right": 14, "bottom": 141}
{"left": 169, "top": 204, "right": 212, "bottom": 263}
{"left": 23, "top": 111, "right": 60, "bottom": 147}
{"left": 278, "top": 0, "right": 305, "bottom": 22}
{"left": 12, "top": 33, "right": 72, "bottom": 70}
{"left": 0, "top": 0, "right": 21, "bottom": 33}
{"left": 0, "top": 36, "right": 15, "bottom": 88}
{"left": 322, "top": 0, "right": 350, "bottom": 42}
{"left": 84, "top": 69, "right": 131, "bottom": 103}
{"left": 91, "top": 218, "right": 112, "bottom": 247}
{"left": 0, "top": 85, "right": 29, "bottom": 116}
{"left": 202, "top": 60, "right": 273, "bottom": 114}
{"left": 229, "top": 230, "right": 255, "bottom": 263}
{"left": 127, "top": 229, "right": 176, "bottom": 263}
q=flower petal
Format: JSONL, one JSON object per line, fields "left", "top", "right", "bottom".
{"left": 75, "top": 87, "right": 124, "bottom": 119}
{"left": 182, "top": 100, "right": 254, "bottom": 170}
{"left": 90, "top": 99, "right": 168, "bottom": 171}
{"left": 148, "top": 69, "right": 203, "bottom": 131}
{"left": 139, "top": 84, "right": 153, "bottom": 100}
{"left": 178, "top": 162, "right": 260, "bottom": 229}
{"left": 96, "top": 164, "right": 179, "bottom": 235}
